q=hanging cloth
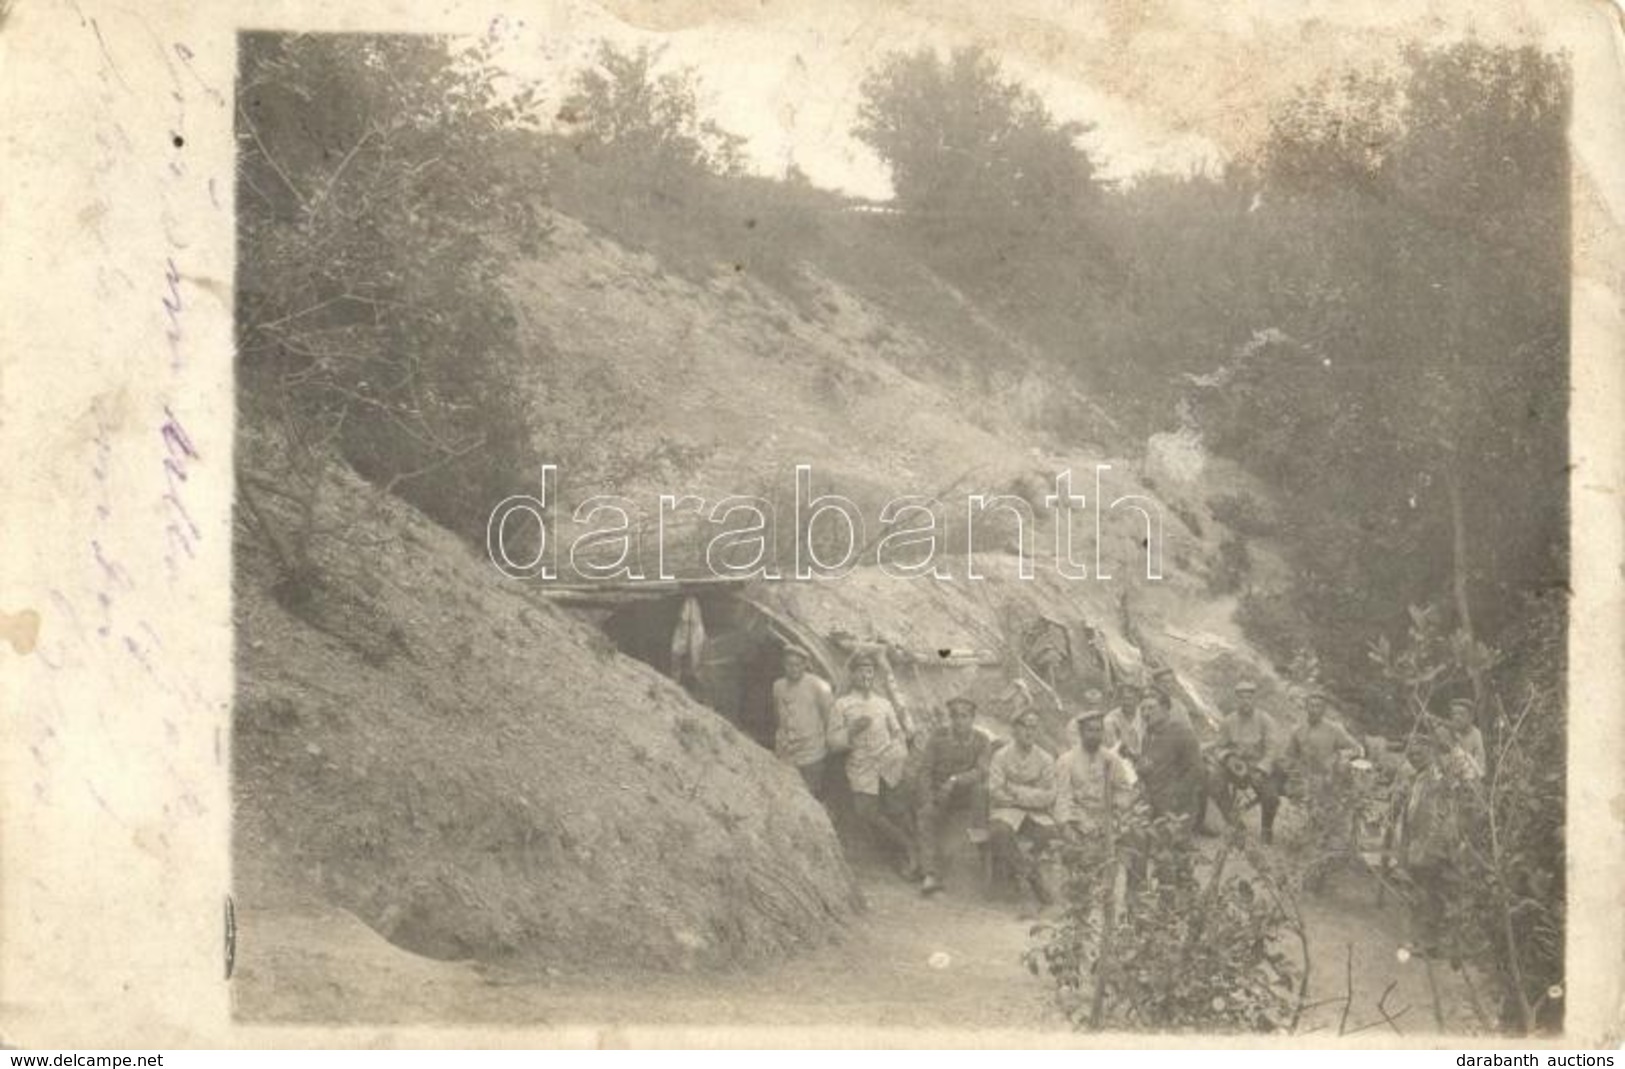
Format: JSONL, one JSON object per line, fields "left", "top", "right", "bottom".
{"left": 669, "top": 595, "right": 708, "bottom": 681}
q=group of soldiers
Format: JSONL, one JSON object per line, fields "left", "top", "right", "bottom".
{"left": 770, "top": 641, "right": 1493, "bottom": 934}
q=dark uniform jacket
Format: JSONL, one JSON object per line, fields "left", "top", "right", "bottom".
{"left": 1138, "top": 717, "right": 1204, "bottom": 822}
{"left": 921, "top": 727, "right": 992, "bottom": 789}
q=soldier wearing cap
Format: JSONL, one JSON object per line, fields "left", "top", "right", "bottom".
{"left": 987, "top": 708, "right": 1058, "bottom": 913}
{"left": 1446, "top": 697, "right": 1485, "bottom": 779}
{"left": 829, "top": 650, "right": 918, "bottom": 877}
{"left": 1402, "top": 731, "right": 1467, "bottom": 955}
{"left": 1102, "top": 684, "right": 1144, "bottom": 766}
{"left": 771, "top": 644, "right": 835, "bottom": 797}
{"left": 1150, "top": 663, "right": 1198, "bottom": 731}
{"left": 1287, "top": 690, "right": 1366, "bottom": 875}
{"left": 914, "top": 694, "right": 993, "bottom": 895}
{"left": 1215, "top": 680, "right": 1287, "bottom": 843}
{"left": 1054, "top": 708, "right": 1135, "bottom": 838}
{"left": 1138, "top": 689, "right": 1205, "bottom": 832}
{"left": 1287, "top": 690, "right": 1365, "bottom": 782}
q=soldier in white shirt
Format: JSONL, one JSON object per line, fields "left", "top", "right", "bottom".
{"left": 771, "top": 645, "right": 835, "bottom": 797}
{"left": 1054, "top": 710, "right": 1136, "bottom": 840}
{"left": 987, "top": 709, "right": 1057, "bottom": 913}
{"left": 828, "top": 651, "right": 918, "bottom": 878}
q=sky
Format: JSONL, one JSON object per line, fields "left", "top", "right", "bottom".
{"left": 481, "top": 0, "right": 1562, "bottom": 200}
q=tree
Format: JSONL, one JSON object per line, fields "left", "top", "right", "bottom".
{"left": 1026, "top": 810, "right": 1304, "bottom": 1032}
{"left": 1191, "top": 43, "right": 1568, "bottom": 718}
{"left": 236, "top": 33, "right": 548, "bottom": 588}
{"left": 854, "top": 47, "right": 1096, "bottom": 233}
{"left": 1371, "top": 601, "right": 1566, "bottom": 1034}
{"left": 852, "top": 46, "right": 1106, "bottom": 358}
{"left": 556, "top": 43, "right": 745, "bottom": 179}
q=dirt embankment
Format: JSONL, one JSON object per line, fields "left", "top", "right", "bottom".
{"left": 234, "top": 452, "right": 861, "bottom": 972}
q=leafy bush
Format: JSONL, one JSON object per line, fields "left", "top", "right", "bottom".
{"left": 1234, "top": 590, "right": 1313, "bottom": 669}
{"left": 1370, "top": 601, "right": 1565, "bottom": 1033}
{"left": 1026, "top": 807, "right": 1302, "bottom": 1032}
{"left": 236, "top": 34, "right": 547, "bottom": 570}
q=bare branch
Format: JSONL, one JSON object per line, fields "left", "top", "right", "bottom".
{"left": 1337, "top": 942, "right": 1355, "bottom": 1035}
{"left": 313, "top": 127, "right": 379, "bottom": 211}
{"left": 238, "top": 104, "right": 310, "bottom": 212}
{"left": 380, "top": 433, "right": 489, "bottom": 495}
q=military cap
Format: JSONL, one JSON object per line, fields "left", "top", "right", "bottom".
{"left": 946, "top": 695, "right": 978, "bottom": 713}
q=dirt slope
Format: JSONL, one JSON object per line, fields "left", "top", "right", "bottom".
{"left": 505, "top": 209, "right": 1290, "bottom": 703}
{"left": 234, "top": 449, "right": 860, "bottom": 971}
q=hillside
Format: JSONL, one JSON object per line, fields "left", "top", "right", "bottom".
{"left": 509, "top": 205, "right": 1123, "bottom": 509}
{"left": 506, "top": 204, "right": 1291, "bottom": 695}
{"left": 234, "top": 436, "right": 861, "bottom": 972}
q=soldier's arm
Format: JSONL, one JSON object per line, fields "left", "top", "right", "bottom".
{"left": 815, "top": 678, "right": 834, "bottom": 732}
{"left": 921, "top": 729, "right": 943, "bottom": 784}
{"left": 968, "top": 733, "right": 993, "bottom": 784}
{"left": 892, "top": 698, "right": 915, "bottom": 743}
{"left": 1263, "top": 714, "right": 1285, "bottom": 764}
{"left": 987, "top": 750, "right": 1013, "bottom": 807}
{"left": 826, "top": 699, "right": 851, "bottom": 753}
{"left": 1019, "top": 758, "right": 1058, "bottom": 810}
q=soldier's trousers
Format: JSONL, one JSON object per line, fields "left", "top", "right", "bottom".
{"left": 988, "top": 817, "right": 1057, "bottom": 898}
{"left": 853, "top": 780, "right": 915, "bottom": 867}
{"left": 915, "top": 778, "right": 987, "bottom": 879}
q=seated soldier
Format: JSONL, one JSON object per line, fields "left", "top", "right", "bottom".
{"left": 987, "top": 708, "right": 1057, "bottom": 915}
{"left": 915, "top": 695, "right": 992, "bottom": 895}
{"left": 1054, "top": 709, "right": 1136, "bottom": 842}
{"left": 1215, "top": 679, "right": 1287, "bottom": 844}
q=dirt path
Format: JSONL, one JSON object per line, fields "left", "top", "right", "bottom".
{"left": 233, "top": 864, "right": 1057, "bottom": 1030}
{"left": 233, "top": 860, "right": 1488, "bottom": 1036}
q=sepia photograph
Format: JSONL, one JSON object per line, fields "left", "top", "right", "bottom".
{"left": 225, "top": 8, "right": 1575, "bottom": 1038}
{"left": 4, "top": 0, "right": 1622, "bottom": 1053}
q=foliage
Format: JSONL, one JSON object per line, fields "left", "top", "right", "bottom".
{"left": 557, "top": 42, "right": 746, "bottom": 177}
{"left": 851, "top": 46, "right": 1108, "bottom": 346}
{"left": 1233, "top": 590, "right": 1314, "bottom": 675}
{"left": 1186, "top": 43, "right": 1568, "bottom": 708}
{"left": 1367, "top": 603, "right": 1497, "bottom": 734}
{"left": 854, "top": 46, "right": 1097, "bottom": 233}
{"left": 1371, "top": 601, "right": 1566, "bottom": 1034}
{"left": 1026, "top": 807, "right": 1302, "bottom": 1032}
{"left": 542, "top": 45, "right": 825, "bottom": 297}
{"left": 236, "top": 33, "right": 548, "bottom": 572}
